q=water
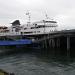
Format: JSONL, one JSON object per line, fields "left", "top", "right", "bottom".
{"left": 0, "top": 48, "right": 75, "bottom": 75}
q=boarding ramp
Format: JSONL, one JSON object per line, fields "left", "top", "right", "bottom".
{"left": 0, "top": 39, "right": 32, "bottom": 46}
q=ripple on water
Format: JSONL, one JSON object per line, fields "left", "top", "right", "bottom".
{"left": 0, "top": 49, "right": 75, "bottom": 75}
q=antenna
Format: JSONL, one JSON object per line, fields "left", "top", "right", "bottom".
{"left": 45, "top": 14, "right": 48, "bottom": 19}
{"left": 45, "top": 13, "right": 50, "bottom": 20}
{"left": 45, "top": 12, "right": 54, "bottom": 21}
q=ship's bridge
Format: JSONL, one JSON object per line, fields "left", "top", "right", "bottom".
{"left": 32, "top": 19, "right": 58, "bottom": 27}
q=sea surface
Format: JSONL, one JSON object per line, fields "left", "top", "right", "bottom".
{"left": 0, "top": 48, "right": 75, "bottom": 75}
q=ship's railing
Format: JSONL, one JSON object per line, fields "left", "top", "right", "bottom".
{"left": 0, "top": 32, "right": 21, "bottom": 36}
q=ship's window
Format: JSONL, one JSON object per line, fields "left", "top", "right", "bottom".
{"left": 31, "top": 25, "right": 45, "bottom": 29}
{"left": 30, "top": 25, "right": 57, "bottom": 29}
{"left": 21, "top": 32, "right": 23, "bottom": 34}
{"left": 27, "top": 24, "right": 28, "bottom": 26}
{"left": 35, "top": 24, "right": 37, "bottom": 25}
{"left": 24, "top": 32, "right": 33, "bottom": 34}
{"left": 37, "top": 31, "right": 40, "bottom": 33}
{"left": 34, "top": 31, "right": 36, "bottom": 33}
{"left": 12, "top": 29, "right": 13, "bottom": 32}
{"left": 37, "top": 25, "right": 45, "bottom": 28}
{"left": 31, "top": 27, "right": 33, "bottom": 29}
{"left": 24, "top": 28, "right": 27, "bottom": 30}
{"left": 35, "top": 24, "right": 37, "bottom": 26}
{"left": 31, "top": 27, "right": 36, "bottom": 29}
{"left": 45, "top": 21, "right": 57, "bottom": 23}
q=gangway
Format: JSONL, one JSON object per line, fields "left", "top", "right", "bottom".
{"left": 0, "top": 39, "right": 32, "bottom": 46}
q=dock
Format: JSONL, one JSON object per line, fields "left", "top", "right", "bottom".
{"left": 0, "top": 29, "right": 75, "bottom": 58}
{"left": 33, "top": 29, "right": 75, "bottom": 57}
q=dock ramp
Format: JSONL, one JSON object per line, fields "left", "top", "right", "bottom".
{"left": 0, "top": 39, "right": 32, "bottom": 46}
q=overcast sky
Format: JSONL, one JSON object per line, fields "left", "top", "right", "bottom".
{"left": 0, "top": 0, "right": 75, "bottom": 29}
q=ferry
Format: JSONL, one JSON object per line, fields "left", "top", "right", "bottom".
{"left": 0, "top": 14, "right": 58, "bottom": 40}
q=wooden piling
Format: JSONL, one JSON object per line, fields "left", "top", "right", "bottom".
{"left": 45, "top": 40, "right": 47, "bottom": 49}
{"left": 49, "top": 39, "right": 52, "bottom": 48}
{"left": 67, "top": 36, "right": 70, "bottom": 58}
{"left": 67, "top": 36, "right": 70, "bottom": 50}
{"left": 52, "top": 39, "right": 55, "bottom": 48}
{"left": 57, "top": 38, "right": 60, "bottom": 48}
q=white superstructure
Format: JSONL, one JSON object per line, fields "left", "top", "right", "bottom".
{"left": 20, "top": 19, "right": 58, "bottom": 35}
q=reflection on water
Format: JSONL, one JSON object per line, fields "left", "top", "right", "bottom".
{"left": 0, "top": 48, "right": 75, "bottom": 75}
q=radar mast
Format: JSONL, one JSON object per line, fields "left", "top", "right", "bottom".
{"left": 26, "top": 11, "right": 31, "bottom": 25}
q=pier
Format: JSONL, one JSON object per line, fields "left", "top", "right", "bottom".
{"left": 0, "top": 29, "right": 75, "bottom": 58}
{"left": 33, "top": 29, "right": 75, "bottom": 58}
